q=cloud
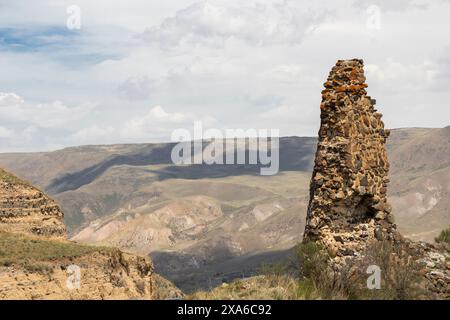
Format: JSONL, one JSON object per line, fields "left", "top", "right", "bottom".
{"left": 0, "top": 92, "right": 94, "bottom": 129}
{"left": 121, "top": 105, "right": 216, "bottom": 139}
{"left": 0, "top": 126, "right": 14, "bottom": 138}
{"left": 0, "top": 92, "right": 24, "bottom": 106}
{"left": 117, "top": 76, "right": 154, "bottom": 100}
{"left": 142, "top": 1, "right": 327, "bottom": 48}
{"left": 365, "top": 59, "right": 436, "bottom": 92}
{"left": 352, "top": 0, "right": 428, "bottom": 12}
{"left": 431, "top": 49, "right": 450, "bottom": 90}
{"left": 261, "top": 64, "right": 305, "bottom": 83}
{"left": 71, "top": 125, "right": 115, "bottom": 144}
{"left": 1, "top": 0, "right": 450, "bottom": 151}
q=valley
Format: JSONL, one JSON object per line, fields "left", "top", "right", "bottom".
{"left": 0, "top": 128, "right": 448, "bottom": 292}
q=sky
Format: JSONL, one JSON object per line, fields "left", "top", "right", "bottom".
{"left": 0, "top": 0, "right": 449, "bottom": 152}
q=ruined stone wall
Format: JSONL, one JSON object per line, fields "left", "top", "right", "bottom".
{"left": 304, "top": 59, "right": 449, "bottom": 298}
{"left": 304, "top": 59, "right": 396, "bottom": 262}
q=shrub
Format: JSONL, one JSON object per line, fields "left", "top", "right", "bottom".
{"left": 335, "top": 241, "right": 423, "bottom": 300}
{"left": 292, "top": 241, "right": 328, "bottom": 280}
{"left": 292, "top": 240, "right": 423, "bottom": 300}
{"left": 435, "top": 227, "right": 450, "bottom": 244}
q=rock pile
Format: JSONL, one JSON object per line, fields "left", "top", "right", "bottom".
{"left": 0, "top": 168, "right": 66, "bottom": 238}
{"left": 304, "top": 59, "right": 396, "bottom": 262}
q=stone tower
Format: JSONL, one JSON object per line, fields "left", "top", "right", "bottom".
{"left": 304, "top": 59, "right": 397, "bottom": 263}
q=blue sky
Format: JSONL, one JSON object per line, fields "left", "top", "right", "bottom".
{"left": 0, "top": 0, "right": 449, "bottom": 152}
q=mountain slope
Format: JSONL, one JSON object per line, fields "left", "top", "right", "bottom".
{"left": 387, "top": 127, "right": 450, "bottom": 240}
{"left": 0, "top": 127, "right": 448, "bottom": 292}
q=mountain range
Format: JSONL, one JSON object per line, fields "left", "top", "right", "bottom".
{"left": 0, "top": 127, "right": 448, "bottom": 292}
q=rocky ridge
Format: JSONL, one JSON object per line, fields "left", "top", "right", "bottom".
{"left": 0, "top": 168, "right": 181, "bottom": 300}
{"left": 0, "top": 168, "right": 66, "bottom": 238}
{"left": 0, "top": 246, "right": 156, "bottom": 300}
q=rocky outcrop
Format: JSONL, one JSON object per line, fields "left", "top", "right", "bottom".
{"left": 304, "top": 59, "right": 396, "bottom": 261}
{"left": 0, "top": 169, "right": 66, "bottom": 238}
{"left": 0, "top": 168, "right": 182, "bottom": 300}
{"left": 304, "top": 59, "right": 449, "bottom": 299}
{"left": 0, "top": 249, "right": 156, "bottom": 300}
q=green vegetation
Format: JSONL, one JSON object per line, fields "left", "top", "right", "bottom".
{"left": 435, "top": 227, "right": 450, "bottom": 244}
{"left": 0, "top": 231, "right": 114, "bottom": 274}
{"left": 190, "top": 241, "right": 425, "bottom": 300}
{"left": 101, "top": 192, "right": 123, "bottom": 213}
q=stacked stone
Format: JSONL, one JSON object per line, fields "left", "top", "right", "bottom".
{"left": 304, "top": 59, "right": 396, "bottom": 262}
{"left": 303, "top": 59, "right": 449, "bottom": 298}
{"left": 0, "top": 169, "right": 66, "bottom": 239}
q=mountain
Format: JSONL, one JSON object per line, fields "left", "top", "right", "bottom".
{"left": 0, "top": 128, "right": 448, "bottom": 292}
{"left": 387, "top": 127, "right": 450, "bottom": 240}
{"left": 0, "top": 168, "right": 181, "bottom": 299}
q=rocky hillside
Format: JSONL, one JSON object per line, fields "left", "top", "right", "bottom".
{"left": 0, "top": 168, "right": 181, "bottom": 300}
{"left": 0, "top": 168, "right": 66, "bottom": 238}
{"left": 387, "top": 127, "right": 450, "bottom": 240}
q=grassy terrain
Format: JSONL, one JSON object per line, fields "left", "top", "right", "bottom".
{"left": 188, "top": 275, "right": 312, "bottom": 300}
{"left": 189, "top": 241, "right": 430, "bottom": 300}
{"left": 0, "top": 231, "right": 114, "bottom": 273}
{"left": 0, "top": 168, "right": 29, "bottom": 186}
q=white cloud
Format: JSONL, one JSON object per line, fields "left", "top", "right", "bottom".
{"left": 142, "top": 1, "right": 326, "bottom": 48}
{"left": 352, "top": 0, "right": 428, "bottom": 12}
{"left": 121, "top": 105, "right": 216, "bottom": 139}
{"left": 71, "top": 125, "right": 115, "bottom": 143}
{"left": 117, "top": 76, "right": 154, "bottom": 100}
{"left": 1, "top": 0, "right": 450, "bottom": 151}
{"left": 0, "top": 92, "right": 94, "bottom": 129}
{"left": 261, "top": 64, "right": 305, "bottom": 83}
{"left": 0, "top": 92, "right": 24, "bottom": 106}
{"left": 366, "top": 59, "right": 437, "bottom": 91}
{"left": 0, "top": 126, "right": 14, "bottom": 138}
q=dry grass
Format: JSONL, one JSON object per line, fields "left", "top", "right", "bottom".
{"left": 189, "top": 241, "right": 427, "bottom": 300}
{"left": 188, "top": 275, "right": 309, "bottom": 300}
{"left": 335, "top": 241, "right": 424, "bottom": 300}
{"left": 0, "top": 168, "right": 29, "bottom": 186}
{"left": 152, "top": 274, "right": 185, "bottom": 300}
{"left": 0, "top": 231, "right": 114, "bottom": 273}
